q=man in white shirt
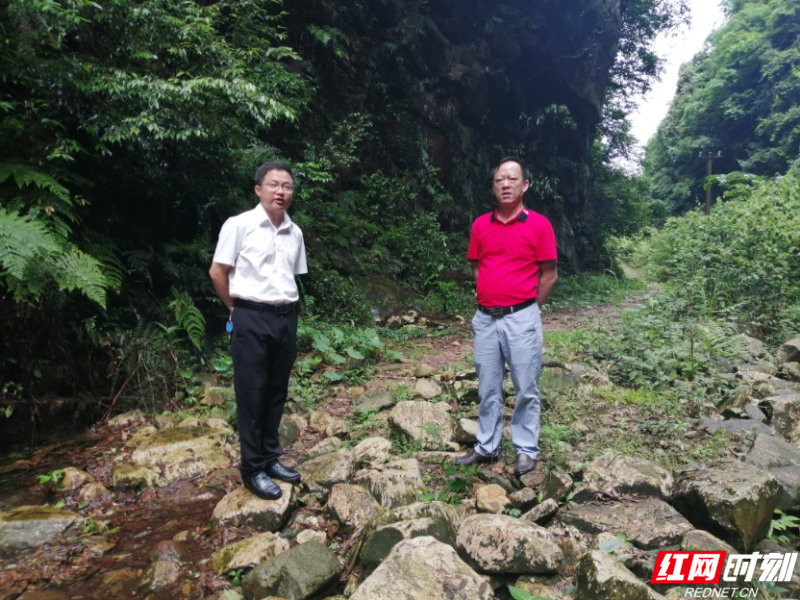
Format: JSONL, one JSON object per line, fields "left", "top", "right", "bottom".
{"left": 209, "top": 161, "right": 307, "bottom": 500}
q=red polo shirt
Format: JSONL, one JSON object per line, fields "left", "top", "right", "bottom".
{"left": 467, "top": 208, "right": 557, "bottom": 307}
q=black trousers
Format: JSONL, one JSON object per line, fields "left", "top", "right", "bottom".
{"left": 230, "top": 304, "right": 297, "bottom": 476}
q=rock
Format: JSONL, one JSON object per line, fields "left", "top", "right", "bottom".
{"left": 680, "top": 529, "right": 737, "bottom": 554}
{"left": 325, "top": 483, "right": 380, "bottom": 531}
{"left": 111, "top": 464, "right": 160, "bottom": 488}
{"left": 0, "top": 505, "right": 82, "bottom": 552}
{"left": 107, "top": 409, "right": 146, "bottom": 428}
{"left": 673, "top": 459, "right": 782, "bottom": 550}
{"left": 78, "top": 481, "right": 112, "bottom": 503}
{"left": 453, "top": 418, "right": 478, "bottom": 443}
{"left": 698, "top": 417, "right": 776, "bottom": 438}
{"left": 241, "top": 540, "right": 340, "bottom": 600}
{"left": 351, "top": 536, "right": 492, "bottom": 600}
{"left": 778, "top": 337, "right": 800, "bottom": 364}
{"left": 355, "top": 389, "right": 395, "bottom": 414}
{"left": 389, "top": 401, "right": 452, "bottom": 449}
{"left": 202, "top": 384, "right": 232, "bottom": 407}
{"left": 745, "top": 433, "right": 800, "bottom": 510}
{"left": 457, "top": 513, "right": 562, "bottom": 574}
{"left": 575, "top": 550, "right": 667, "bottom": 600}
{"left": 475, "top": 484, "right": 510, "bottom": 513}
{"left": 783, "top": 362, "right": 800, "bottom": 383}
{"left": 414, "top": 363, "right": 437, "bottom": 378}
{"left": 359, "top": 501, "right": 460, "bottom": 571}
{"left": 738, "top": 373, "right": 800, "bottom": 402}
{"left": 761, "top": 392, "right": 800, "bottom": 442}
{"left": 540, "top": 470, "right": 574, "bottom": 503}
{"left": 123, "top": 424, "right": 158, "bottom": 448}
{"left": 521, "top": 498, "right": 559, "bottom": 524}
{"left": 309, "top": 410, "right": 348, "bottom": 437}
{"left": 211, "top": 483, "right": 295, "bottom": 531}
{"left": 559, "top": 499, "right": 693, "bottom": 549}
{"left": 54, "top": 466, "right": 93, "bottom": 492}
{"left": 211, "top": 532, "right": 290, "bottom": 573}
{"left": 509, "top": 488, "right": 539, "bottom": 511}
{"left": 353, "top": 459, "right": 424, "bottom": 508}
{"left": 352, "top": 436, "right": 393, "bottom": 466}
{"left": 452, "top": 379, "right": 479, "bottom": 404}
{"left": 413, "top": 379, "right": 443, "bottom": 400}
{"left": 306, "top": 436, "right": 344, "bottom": 457}
{"left": 743, "top": 402, "right": 768, "bottom": 422}
{"left": 577, "top": 453, "right": 673, "bottom": 501}
{"left": 142, "top": 541, "right": 183, "bottom": 592}
{"left": 734, "top": 334, "right": 768, "bottom": 362}
{"left": 279, "top": 413, "right": 307, "bottom": 447}
{"left": 114, "top": 426, "right": 234, "bottom": 487}
{"left": 296, "top": 529, "right": 326, "bottom": 545}
{"left": 297, "top": 450, "right": 354, "bottom": 497}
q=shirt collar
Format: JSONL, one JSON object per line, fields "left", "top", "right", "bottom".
{"left": 491, "top": 207, "right": 529, "bottom": 223}
{"left": 251, "top": 204, "right": 294, "bottom": 231}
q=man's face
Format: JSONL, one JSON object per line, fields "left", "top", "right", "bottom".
{"left": 492, "top": 161, "right": 529, "bottom": 207}
{"left": 255, "top": 169, "right": 295, "bottom": 214}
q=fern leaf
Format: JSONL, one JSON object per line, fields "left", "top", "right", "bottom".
{"left": 52, "top": 248, "right": 109, "bottom": 309}
{"left": 0, "top": 163, "right": 71, "bottom": 202}
{"left": 169, "top": 288, "right": 206, "bottom": 350}
{"left": 0, "top": 206, "right": 61, "bottom": 280}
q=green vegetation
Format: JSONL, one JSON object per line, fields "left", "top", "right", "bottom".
{"left": 646, "top": 0, "right": 800, "bottom": 213}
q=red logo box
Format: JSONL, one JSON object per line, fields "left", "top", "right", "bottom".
{"left": 650, "top": 551, "right": 727, "bottom": 584}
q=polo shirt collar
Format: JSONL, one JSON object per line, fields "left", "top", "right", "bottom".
{"left": 491, "top": 207, "right": 529, "bottom": 223}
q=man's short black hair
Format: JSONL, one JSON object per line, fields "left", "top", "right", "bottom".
{"left": 493, "top": 156, "right": 528, "bottom": 180}
{"left": 255, "top": 161, "right": 294, "bottom": 185}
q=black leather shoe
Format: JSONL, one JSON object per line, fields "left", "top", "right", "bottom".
{"left": 515, "top": 454, "right": 538, "bottom": 477}
{"left": 454, "top": 450, "right": 497, "bottom": 467}
{"left": 243, "top": 471, "right": 282, "bottom": 500}
{"left": 266, "top": 461, "right": 301, "bottom": 484}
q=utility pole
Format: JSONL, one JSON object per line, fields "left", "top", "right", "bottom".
{"left": 698, "top": 150, "right": 722, "bottom": 214}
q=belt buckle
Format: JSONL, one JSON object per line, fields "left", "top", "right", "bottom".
{"left": 487, "top": 306, "right": 505, "bottom": 318}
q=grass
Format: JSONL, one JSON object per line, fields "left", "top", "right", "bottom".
{"left": 546, "top": 271, "right": 647, "bottom": 312}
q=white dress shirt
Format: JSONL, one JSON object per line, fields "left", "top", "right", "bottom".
{"left": 212, "top": 204, "right": 307, "bottom": 304}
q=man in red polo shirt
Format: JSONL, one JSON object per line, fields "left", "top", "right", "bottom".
{"left": 455, "top": 157, "right": 558, "bottom": 476}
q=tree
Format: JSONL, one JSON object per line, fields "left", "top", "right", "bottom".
{"left": 645, "top": 0, "right": 800, "bottom": 213}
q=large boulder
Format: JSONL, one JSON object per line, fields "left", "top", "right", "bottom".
{"left": 575, "top": 550, "right": 667, "bottom": 600}
{"left": 359, "top": 501, "right": 460, "bottom": 571}
{"left": 325, "top": 483, "right": 380, "bottom": 532}
{"left": 0, "top": 505, "right": 82, "bottom": 552}
{"left": 673, "top": 459, "right": 782, "bottom": 550}
{"left": 388, "top": 401, "right": 453, "bottom": 449}
{"left": 297, "top": 449, "right": 354, "bottom": 498}
{"left": 457, "top": 513, "right": 562, "bottom": 574}
{"left": 211, "top": 532, "right": 290, "bottom": 573}
{"left": 745, "top": 433, "right": 800, "bottom": 510}
{"left": 112, "top": 425, "right": 234, "bottom": 487}
{"left": 353, "top": 458, "right": 424, "bottom": 508}
{"left": 211, "top": 483, "right": 295, "bottom": 531}
{"left": 760, "top": 393, "right": 800, "bottom": 442}
{"left": 241, "top": 541, "right": 340, "bottom": 600}
{"left": 350, "top": 536, "right": 493, "bottom": 600}
{"left": 778, "top": 337, "right": 800, "bottom": 364}
{"left": 352, "top": 437, "right": 393, "bottom": 466}
{"left": 576, "top": 454, "right": 672, "bottom": 500}
{"left": 559, "top": 499, "right": 693, "bottom": 549}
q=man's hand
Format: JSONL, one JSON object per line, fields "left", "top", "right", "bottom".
{"left": 536, "top": 262, "right": 558, "bottom": 306}
{"left": 209, "top": 262, "right": 233, "bottom": 310}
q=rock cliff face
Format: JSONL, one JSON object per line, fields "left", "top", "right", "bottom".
{"left": 285, "top": 0, "right": 625, "bottom": 269}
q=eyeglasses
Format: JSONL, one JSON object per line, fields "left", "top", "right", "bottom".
{"left": 263, "top": 182, "right": 294, "bottom": 193}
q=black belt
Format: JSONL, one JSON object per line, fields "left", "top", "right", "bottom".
{"left": 233, "top": 298, "right": 298, "bottom": 314}
{"left": 477, "top": 298, "right": 537, "bottom": 318}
